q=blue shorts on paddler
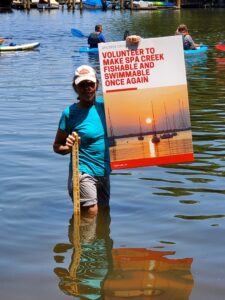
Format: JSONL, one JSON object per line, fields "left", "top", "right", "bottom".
{"left": 68, "top": 171, "right": 110, "bottom": 207}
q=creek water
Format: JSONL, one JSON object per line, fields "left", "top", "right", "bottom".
{"left": 0, "top": 8, "right": 225, "bottom": 300}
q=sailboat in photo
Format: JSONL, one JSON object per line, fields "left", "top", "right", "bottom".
{"left": 160, "top": 102, "right": 174, "bottom": 139}
{"left": 107, "top": 108, "right": 117, "bottom": 147}
{"left": 138, "top": 116, "right": 144, "bottom": 141}
{"left": 150, "top": 101, "right": 160, "bottom": 144}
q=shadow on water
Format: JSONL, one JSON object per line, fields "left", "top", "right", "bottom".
{"left": 53, "top": 208, "right": 194, "bottom": 299}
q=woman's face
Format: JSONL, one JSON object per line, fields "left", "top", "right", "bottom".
{"left": 75, "top": 80, "right": 97, "bottom": 103}
{"left": 180, "top": 29, "right": 187, "bottom": 35}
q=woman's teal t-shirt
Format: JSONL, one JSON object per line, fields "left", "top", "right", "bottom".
{"left": 59, "top": 96, "right": 111, "bottom": 176}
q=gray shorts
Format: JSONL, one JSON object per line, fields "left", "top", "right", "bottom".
{"left": 68, "top": 171, "right": 110, "bottom": 207}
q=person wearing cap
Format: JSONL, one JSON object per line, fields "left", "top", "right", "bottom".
{"left": 53, "top": 65, "right": 111, "bottom": 216}
{"left": 88, "top": 25, "right": 105, "bottom": 49}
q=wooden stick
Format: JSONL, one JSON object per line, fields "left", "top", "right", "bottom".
{"left": 72, "top": 133, "right": 80, "bottom": 215}
{"left": 69, "top": 214, "right": 81, "bottom": 294}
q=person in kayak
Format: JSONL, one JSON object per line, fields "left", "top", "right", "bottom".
{"left": 175, "top": 24, "right": 199, "bottom": 50}
{"left": 53, "top": 65, "right": 111, "bottom": 217}
{"left": 88, "top": 25, "right": 106, "bottom": 49}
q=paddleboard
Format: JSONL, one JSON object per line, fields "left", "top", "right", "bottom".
{"left": 79, "top": 47, "right": 99, "bottom": 53}
{"left": 0, "top": 42, "right": 40, "bottom": 52}
{"left": 215, "top": 44, "right": 225, "bottom": 51}
{"left": 184, "top": 45, "right": 208, "bottom": 57}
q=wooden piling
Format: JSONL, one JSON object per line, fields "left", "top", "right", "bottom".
{"left": 80, "top": 0, "right": 83, "bottom": 10}
{"left": 23, "top": 0, "right": 27, "bottom": 9}
{"left": 130, "top": 0, "right": 133, "bottom": 9}
{"left": 67, "top": 0, "right": 71, "bottom": 9}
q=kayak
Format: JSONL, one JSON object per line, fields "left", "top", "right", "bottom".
{"left": 79, "top": 45, "right": 208, "bottom": 56}
{"left": 215, "top": 44, "right": 225, "bottom": 51}
{"left": 0, "top": 42, "right": 40, "bottom": 52}
{"left": 184, "top": 45, "right": 208, "bottom": 57}
{"left": 79, "top": 47, "right": 98, "bottom": 53}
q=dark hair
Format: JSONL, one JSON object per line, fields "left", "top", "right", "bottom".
{"left": 123, "top": 30, "right": 130, "bottom": 41}
{"left": 95, "top": 25, "right": 102, "bottom": 32}
{"left": 177, "top": 24, "right": 188, "bottom": 33}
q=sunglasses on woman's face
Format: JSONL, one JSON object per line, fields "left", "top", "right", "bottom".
{"left": 78, "top": 81, "right": 96, "bottom": 88}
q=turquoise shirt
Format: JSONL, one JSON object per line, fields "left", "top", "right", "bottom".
{"left": 59, "top": 96, "right": 111, "bottom": 176}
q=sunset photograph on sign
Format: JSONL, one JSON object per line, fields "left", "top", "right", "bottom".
{"left": 104, "top": 85, "right": 193, "bottom": 170}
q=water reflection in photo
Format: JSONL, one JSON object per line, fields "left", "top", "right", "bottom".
{"left": 53, "top": 209, "right": 193, "bottom": 300}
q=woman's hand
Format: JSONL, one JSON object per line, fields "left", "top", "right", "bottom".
{"left": 126, "top": 35, "right": 141, "bottom": 45}
{"left": 53, "top": 130, "right": 80, "bottom": 155}
{"left": 66, "top": 132, "right": 79, "bottom": 149}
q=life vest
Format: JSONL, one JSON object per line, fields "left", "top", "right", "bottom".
{"left": 183, "top": 35, "right": 192, "bottom": 50}
{"left": 88, "top": 32, "right": 101, "bottom": 48}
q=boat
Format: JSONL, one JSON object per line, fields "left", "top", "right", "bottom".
{"left": 37, "top": 0, "right": 59, "bottom": 9}
{"left": 0, "top": 42, "right": 40, "bottom": 52}
{"left": 151, "top": 134, "right": 160, "bottom": 143}
{"left": 83, "top": 0, "right": 112, "bottom": 9}
{"left": 160, "top": 132, "right": 173, "bottom": 139}
{"left": 160, "top": 102, "right": 174, "bottom": 139}
{"left": 79, "top": 47, "right": 99, "bottom": 53}
{"left": 215, "top": 44, "right": 225, "bottom": 51}
{"left": 107, "top": 108, "right": 117, "bottom": 147}
{"left": 151, "top": 0, "right": 176, "bottom": 7}
{"left": 184, "top": 45, "right": 208, "bottom": 57}
{"left": 138, "top": 116, "right": 144, "bottom": 141}
{"left": 12, "top": 0, "right": 38, "bottom": 7}
{"left": 130, "top": 0, "right": 176, "bottom": 9}
{"left": 11, "top": 0, "right": 23, "bottom": 8}
{"left": 150, "top": 101, "right": 160, "bottom": 144}
{"left": 30, "top": 0, "right": 39, "bottom": 7}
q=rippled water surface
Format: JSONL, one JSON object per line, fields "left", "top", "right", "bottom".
{"left": 0, "top": 8, "right": 225, "bottom": 300}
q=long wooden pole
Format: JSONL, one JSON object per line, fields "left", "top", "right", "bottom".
{"left": 67, "top": 133, "right": 81, "bottom": 296}
{"left": 69, "top": 214, "right": 81, "bottom": 295}
{"left": 72, "top": 133, "right": 80, "bottom": 215}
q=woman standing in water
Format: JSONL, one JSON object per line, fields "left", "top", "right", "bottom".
{"left": 53, "top": 65, "right": 111, "bottom": 217}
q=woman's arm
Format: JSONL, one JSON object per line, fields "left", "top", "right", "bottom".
{"left": 53, "top": 129, "right": 77, "bottom": 155}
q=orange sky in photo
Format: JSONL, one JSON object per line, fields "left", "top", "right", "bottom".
{"left": 104, "top": 84, "right": 190, "bottom": 135}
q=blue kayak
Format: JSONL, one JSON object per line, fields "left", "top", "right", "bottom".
{"left": 79, "top": 47, "right": 99, "bottom": 53}
{"left": 79, "top": 45, "right": 208, "bottom": 56}
{"left": 184, "top": 45, "right": 208, "bottom": 57}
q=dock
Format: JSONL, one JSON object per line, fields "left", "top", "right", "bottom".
{"left": 11, "top": 0, "right": 179, "bottom": 10}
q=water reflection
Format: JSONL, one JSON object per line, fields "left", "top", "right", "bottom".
{"left": 53, "top": 209, "right": 194, "bottom": 299}
{"left": 104, "top": 248, "right": 193, "bottom": 299}
{"left": 185, "top": 54, "right": 207, "bottom": 69}
{"left": 54, "top": 208, "right": 112, "bottom": 299}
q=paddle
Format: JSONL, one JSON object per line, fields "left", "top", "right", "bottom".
{"left": 215, "top": 44, "right": 225, "bottom": 51}
{"left": 71, "top": 28, "right": 88, "bottom": 38}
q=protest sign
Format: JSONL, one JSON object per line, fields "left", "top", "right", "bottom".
{"left": 99, "top": 35, "right": 194, "bottom": 170}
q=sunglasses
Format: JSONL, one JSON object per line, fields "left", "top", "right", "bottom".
{"left": 78, "top": 81, "right": 96, "bottom": 88}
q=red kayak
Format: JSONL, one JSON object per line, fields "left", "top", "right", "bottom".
{"left": 215, "top": 44, "right": 225, "bottom": 51}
